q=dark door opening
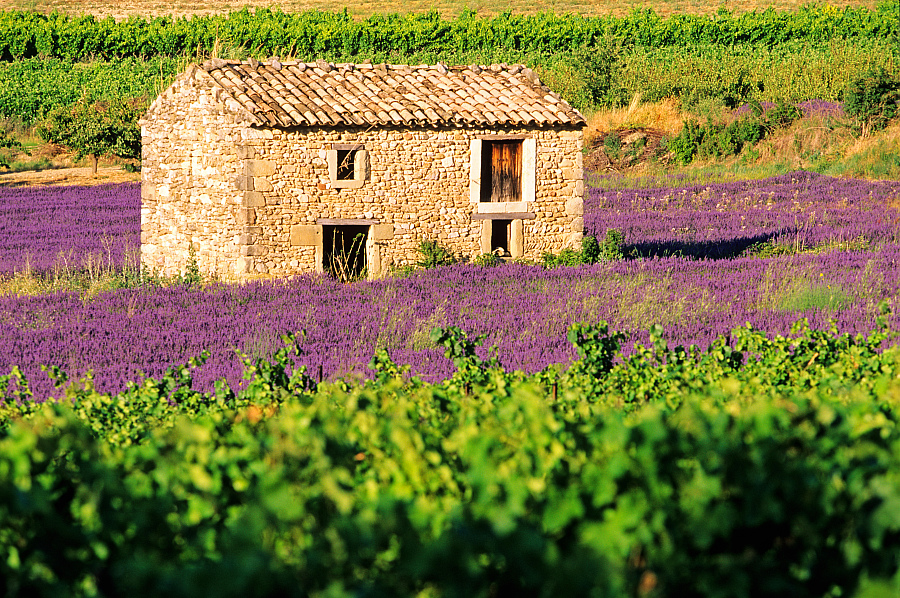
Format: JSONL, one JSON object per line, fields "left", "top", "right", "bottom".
{"left": 323, "top": 225, "right": 368, "bottom": 281}
{"left": 480, "top": 140, "right": 522, "bottom": 202}
{"left": 491, "top": 219, "right": 510, "bottom": 255}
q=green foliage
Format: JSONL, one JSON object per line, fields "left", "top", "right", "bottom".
{"left": 543, "top": 231, "right": 624, "bottom": 268}
{"left": 1, "top": 319, "right": 900, "bottom": 597}
{"left": 535, "top": 42, "right": 626, "bottom": 110}
{"left": 0, "top": 57, "right": 174, "bottom": 126}
{"left": 36, "top": 91, "right": 142, "bottom": 172}
{"left": 669, "top": 101, "right": 801, "bottom": 165}
{"left": 0, "top": 7, "right": 896, "bottom": 63}
{"left": 0, "top": 125, "right": 24, "bottom": 169}
{"left": 415, "top": 239, "right": 456, "bottom": 270}
{"left": 472, "top": 252, "right": 502, "bottom": 267}
{"left": 0, "top": 10, "right": 894, "bottom": 123}
{"left": 599, "top": 228, "right": 625, "bottom": 261}
{"left": 844, "top": 66, "right": 900, "bottom": 135}
{"left": 602, "top": 130, "right": 622, "bottom": 159}
{"left": 178, "top": 244, "right": 202, "bottom": 287}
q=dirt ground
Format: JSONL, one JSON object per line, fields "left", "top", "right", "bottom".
{"left": 0, "top": 0, "right": 879, "bottom": 20}
{"left": 0, "top": 166, "right": 140, "bottom": 188}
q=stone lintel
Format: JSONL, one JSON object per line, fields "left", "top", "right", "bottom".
{"left": 317, "top": 218, "right": 378, "bottom": 225}
{"left": 476, "top": 201, "right": 527, "bottom": 214}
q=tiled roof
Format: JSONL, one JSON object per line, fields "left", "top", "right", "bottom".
{"left": 199, "top": 58, "right": 585, "bottom": 129}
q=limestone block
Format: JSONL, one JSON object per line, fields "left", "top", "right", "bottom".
{"left": 241, "top": 245, "right": 267, "bottom": 257}
{"left": 565, "top": 197, "right": 583, "bottom": 216}
{"left": 290, "top": 224, "right": 322, "bottom": 246}
{"left": 571, "top": 217, "right": 584, "bottom": 233}
{"left": 235, "top": 176, "right": 253, "bottom": 191}
{"left": 372, "top": 224, "right": 394, "bottom": 241}
{"left": 236, "top": 208, "right": 257, "bottom": 224}
{"left": 574, "top": 180, "right": 584, "bottom": 197}
{"left": 242, "top": 191, "right": 265, "bottom": 207}
{"left": 253, "top": 177, "right": 273, "bottom": 192}
{"left": 244, "top": 225, "right": 263, "bottom": 234}
{"left": 236, "top": 145, "right": 256, "bottom": 160}
{"left": 245, "top": 160, "right": 276, "bottom": 176}
{"left": 510, "top": 219, "right": 524, "bottom": 258}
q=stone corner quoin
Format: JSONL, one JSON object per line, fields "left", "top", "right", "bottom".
{"left": 139, "top": 60, "right": 586, "bottom": 281}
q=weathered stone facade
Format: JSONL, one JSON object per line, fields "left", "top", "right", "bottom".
{"left": 141, "top": 62, "right": 585, "bottom": 280}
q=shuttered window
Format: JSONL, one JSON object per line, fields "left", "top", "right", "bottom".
{"left": 480, "top": 140, "right": 522, "bottom": 202}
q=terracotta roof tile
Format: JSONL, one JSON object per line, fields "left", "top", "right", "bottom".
{"left": 200, "top": 60, "right": 585, "bottom": 128}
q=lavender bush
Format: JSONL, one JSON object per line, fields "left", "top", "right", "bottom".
{"left": 0, "top": 173, "right": 898, "bottom": 399}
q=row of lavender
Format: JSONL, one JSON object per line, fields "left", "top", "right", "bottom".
{"left": 1, "top": 173, "right": 897, "bottom": 274}
{"left": 585, "top": 171, "right": 900, "bottom": 258}
{"left": 0, "top": 172, "right": 898, "bottom": 398}
{"left": 2, "top": 246, "right": 898, "bottom": 398}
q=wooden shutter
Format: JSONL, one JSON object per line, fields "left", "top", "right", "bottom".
{"left": 491, "top": 141, "right": 522, "bottom": 202}
{"left": 481, "top": 141, "right": 522, "bottom": 202}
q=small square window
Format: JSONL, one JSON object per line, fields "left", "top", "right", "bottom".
{"left": 336, "top": 149, "right": 354, "bottom": 180}
{"left": 328, "top": 145, "right": 367, "bottom": 189}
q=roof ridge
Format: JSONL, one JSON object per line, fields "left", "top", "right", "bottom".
{"left": 195, "top": 59, "right": 584, "bottom": 129}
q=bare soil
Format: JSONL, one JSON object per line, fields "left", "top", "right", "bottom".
{"left": 0, "top": 166, "right": 140, "bottom": 188}
{"left": 583, "top": 127, "right": 670, "bottom": 174}
{"left": 0, "top": 0, "right": 879, "bottom": 20}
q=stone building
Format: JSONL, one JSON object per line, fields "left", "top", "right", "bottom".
{"left": 140, "top": 59, "right": 586, "bottom": 280}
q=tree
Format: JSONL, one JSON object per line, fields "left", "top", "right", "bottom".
{"left": 37, "top": 92, "right": 143, "bottom": 175}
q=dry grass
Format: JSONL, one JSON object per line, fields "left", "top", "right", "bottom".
{"left": 0, "top": 0, "right": 879, "bottom": 20}
{"left": 584, "top": 96, "right": 684, "bottom": 146}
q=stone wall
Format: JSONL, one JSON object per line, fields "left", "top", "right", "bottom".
{"left": 141, "top": 68, "right": 584, "bottom": 281}
{"left": 140, "top": 66, "right": 249, "bottom": 279}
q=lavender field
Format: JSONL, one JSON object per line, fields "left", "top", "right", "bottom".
{"left": 0, "top": 183, "right": 140, "bottom": 275}
{"left": 1, "top": 172, "right": 899, "bottom": 398}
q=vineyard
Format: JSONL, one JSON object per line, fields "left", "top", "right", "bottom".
{"left": 0, "top": 5, "right": 898, "bottom": 125}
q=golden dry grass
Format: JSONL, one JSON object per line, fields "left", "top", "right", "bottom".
{"left": 584, "top": 96, "right": 684, "bottom": 146}
{"left": 0, "top": 0, "right": 879, "bottom": 20}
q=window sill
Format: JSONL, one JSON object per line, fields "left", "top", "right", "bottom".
{"left": 475, "top": 201, "right": 527, "bottom": 214}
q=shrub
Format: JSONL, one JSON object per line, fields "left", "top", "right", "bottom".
{"left": 599, "top": 228, "right": 625, "bottom": 261}
{"left": 0, "top": 126, "right": 24, "bottom": 169}
{"left": 472, "top": 252, "right": 502, "bottom": 267}
{"left": 543, "top": 232, "right": 623, "bottom": 268}
{"left": 415, "top": 240, "right": 455, "bottom": 269}
{"left": 844, "top": 66, "right": 900, "bottom": 135}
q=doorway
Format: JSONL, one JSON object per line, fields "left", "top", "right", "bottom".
{"left": 322, "top": 225, "right": 368, "bottom": 281}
